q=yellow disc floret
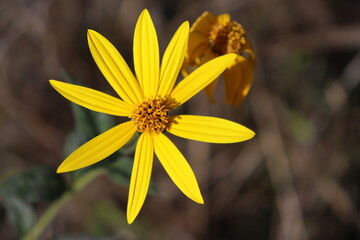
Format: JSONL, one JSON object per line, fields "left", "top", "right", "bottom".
{"left": 131, "top": 97, "right": 178, "bottom": 134}
{"left": 209, "top": 21, "right": 246, "bottom": 55}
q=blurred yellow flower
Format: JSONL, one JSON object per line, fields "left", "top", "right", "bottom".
{"left": 183, "top": 12, "right": 256, "bottom": 106}
{"left": 50, "top": 9, "right": 255, "bottom": 224}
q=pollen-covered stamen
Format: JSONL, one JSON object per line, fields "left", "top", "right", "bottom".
{"left": 208, "top": 21, "right": 246, "bottom": 55}
{"left": 131, "top": 97, "right": 177, "bottom": 134}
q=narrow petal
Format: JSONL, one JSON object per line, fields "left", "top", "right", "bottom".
{"left": 244, "top": 39, "right": 256, "bottom": 66}
{"left": 204, "top": 78, "right": 218, "bottom": 104}
{"left": 50, "top": 80, "right": 132, "bottom": 116}
{"left": 187, "top": 31, "right": 207, "bottom": 62}
{"left": 87, "top": 30, "right": 143, "bottom": 104}
{"left": 153, "top": 133, "right": 203, "bottom": 204}
{"left": 223, "top": 56, "right": 254, "bottom": 106}
{"left": 171, "top": 54, "right": 237, "bottom": 105}
{"left": 127, "top": 133, "right": 154, "bottom": 224}
{"left": 134, "top": 9, "right": 160, "bottom": 97}
{"left": 223, "top": 60, "right": 243, "bottom": 104}
{"left": 200, "top": 49, "right": 219, "bottom": 103}
{"left": 158, "top": 21, "right": 189, "bottom": 97}
{"left": 234, "top": 60, "right": 254, "bottom": 105}
{"left": 57, "top": 121, "right": 136, "bottom": 173}
{"left": 168, "top": 115, "right": 255, "bottom": 143}
{"left": 190, "top": 11, "right": 216, "bottom": 34}
{"left": 189, "top": 40, "right": 209, "bottom": 65}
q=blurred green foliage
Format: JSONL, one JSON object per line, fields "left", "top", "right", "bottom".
{"left": 0, "top": 72, "right": 142, "bottom": 239}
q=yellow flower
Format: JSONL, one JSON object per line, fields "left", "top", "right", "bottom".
{"left": 182, "top": 12, "right": 256, "bottom": 106}
{"left": 50, "top": 9, "right": 255, "bottom": 224}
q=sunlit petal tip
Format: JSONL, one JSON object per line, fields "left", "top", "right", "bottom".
{"left": 183, "top": 20, "right": 190, "bottom": 29}
{"left": 49, "top": 79, "right": 60, "bottom": 87}
{"left": 141, "top": 8, "right": 149, "bottom": 14}
{"left": 179, "top": 21, "right": 190, "bottom": 35}
{"left": 127, "top": 215, "right": 135, "bottom": 225}
{"left": 56, "top": 161, "right": 75, "bottom": 174}
{"left": 138, "top": 9, "right": 152, "bottom": 24}
{"left": 248, "top": 129, "right": 256, "bottom": 139}
{"left": 194, "top": 194, "right": 204, "bottom": 204}
{"left": 87, "top": 29, "right": 99, "bottom": 41}
{"left": 56, "top": 166, "right": 66, "bottom": 174}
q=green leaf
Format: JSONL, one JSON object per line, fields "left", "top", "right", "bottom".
{"left": 93, "top": 110, "right": 115, "bottom": 134}
{"left": 3, "top": 197, "right": 36, "bottom": 237}
{"left": 0, "top": 166, "right": 67, "bottom": 203}
{"left": 107, "top": 157, "right": 133, "bottom": 187}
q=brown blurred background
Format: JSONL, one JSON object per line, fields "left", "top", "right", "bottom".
{"left": 1, "top": 0, "right": 360, "bottom": 239}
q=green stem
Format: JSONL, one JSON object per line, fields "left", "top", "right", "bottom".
{"left": 22, "top": 168, "right": 107, "bottom": 240}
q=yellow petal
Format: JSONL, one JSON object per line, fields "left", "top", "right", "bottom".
{"left": 200, "top": 49, "right": 219, "bottom": 103}
{"left": 223, "top": 56, "right": 254, "bottom": 106}
{"left": 87, "top": 30, "right": 143, "bottom": 104}
{"left": 188, "top": 41, "right": 209, "bottom": 68}
{"left": 190, "top": 11, "right": 216, "bottom": 34}
{"left": 57, "top": 121, "right": 136, "bottom": 173}
{"left": 217, "top": 13, "right": 230, "bottom": 25}
{"left": 133, "top": 9, "right": 160, "bottom": 97}
{"left": 153, "top": 133, "right": 203, "bottom": 204}
{"left": 127, "top": 133, "right": 154, "bottom": 224}
{"left": 158, "top": 21, "right": 189, "bottom": 97}
{"left": 244, "top": 39, "right": 256, "bottom": 65}
{"left": 204, "top": 78, "right": 218, "bottom": 104}
{"left": 187, "top": 31, "right": 207, "bottom": 62}
{"left": 49, "top": 80, "right": 132, "bottom": 116}
{"left": 223, "top": 60, "right": 243, "bottom": 105}
{"left": 171, "top": 54, "right": 236, "bottom": 105}
{"left": 234, "top": 60, "right": 254, "bottom": 106}
{"left": 168, "top": 115, "right": 255, "bottom": 143}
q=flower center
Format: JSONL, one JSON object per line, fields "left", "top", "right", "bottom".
{"left": 209, "top": 21, "right": 246, "bottom": 55}
{"left": 131, "top": 97, "right": 178, "bottom": 134}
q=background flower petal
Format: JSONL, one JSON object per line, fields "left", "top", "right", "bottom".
{"left": 88, "top": 30, "right": 143, "bottom": 104}
{"left": 49, "top": 80, "right": 132, "bottom": 116}
{"left": 168, "top": 115, "right": 255, "bottom": 143}
{"left": 234, "top": 60, "right": 254, "bottom": 106}
{"left": 133, "top": 9, "right": 160, "bottom": 97}
{"left": 190, "top": 11, "right": 216, "bottom": 34}
{"left": 200, "top": 49, "right": 219, "bottom": 103}
{"left": 57, "top": 121, "right": 136, "bottom": 173}
{"left": 223, "top": 60, "right": 243, "bottom": 105}
{"left": 223, "top": 56, "right": 254, "bottom": 106}
{"left": 158, "top": 21, "right": 189, "bottom": 97}
{"left": 171, "top": 54, "right": 236, "bottom": 105}
{"left": 187, "top": 31, "right": 208, "bottom": 62}
{"left": 127, "top": 133, "right": 154, "bottom": 224}
{"left": 153, "top": 133, "right": 204, "bottom": 204}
